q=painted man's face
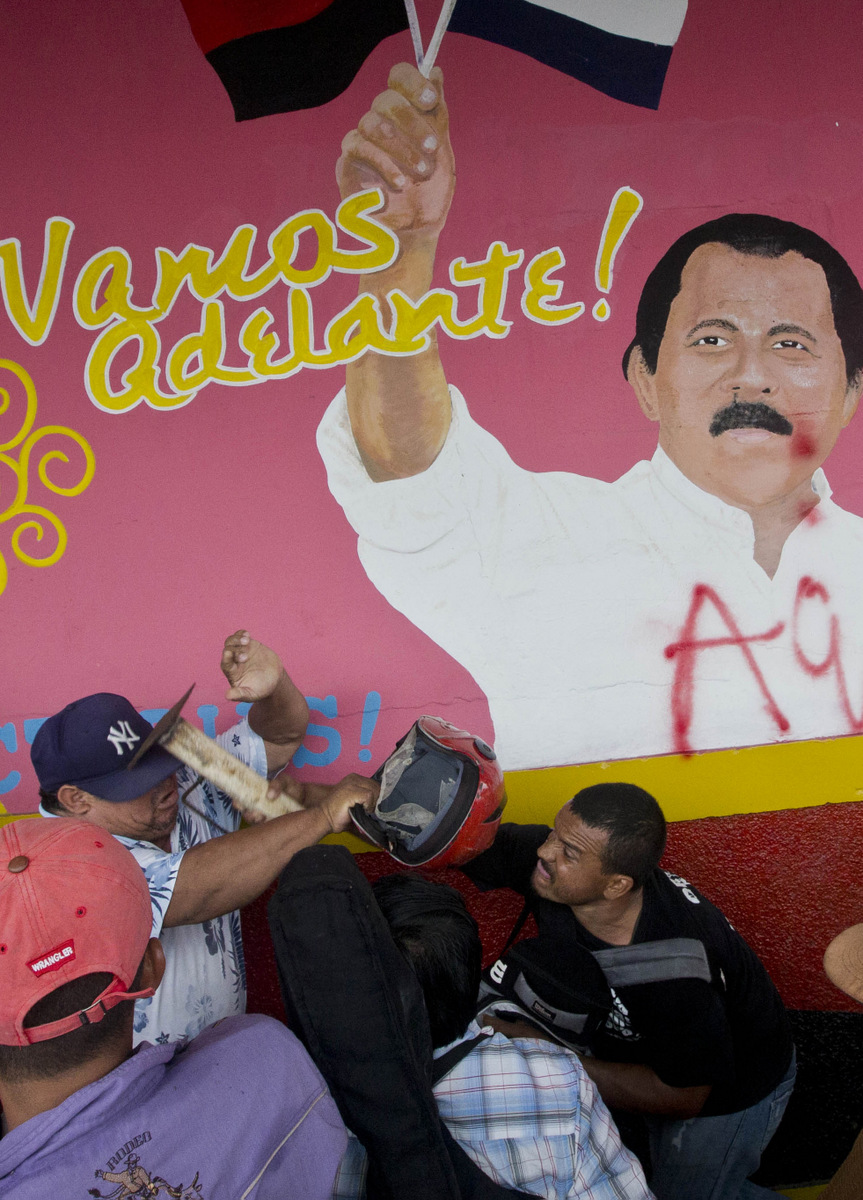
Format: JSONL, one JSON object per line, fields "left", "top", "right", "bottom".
{"left": 629, "top": 243, "right": 861, "bottom": 512}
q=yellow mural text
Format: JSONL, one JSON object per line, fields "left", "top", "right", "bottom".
{"left": 0, "top": 189, "right": 643, "bottom": 412}
{"left": 0, "top": 359, "right": 95, "bottom": 596}
{"left": 238, "top": 241, "right": 523, "bottom": 379}
{"left": 522, "top": 248, "right": 586, "bottom": 325}
{"left": 592, "top": 187, "right": 643, "bottom": 322}
{"left": 0, "top": 219, "right": 73, "bottom": 346}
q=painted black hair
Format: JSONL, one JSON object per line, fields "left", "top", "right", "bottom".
{"left": 623, "top": 213, "right": 863, "bottom": 386}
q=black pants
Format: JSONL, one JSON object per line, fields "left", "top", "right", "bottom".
{"left": 266, "top": 844, "right": 534, "bottom": 1200}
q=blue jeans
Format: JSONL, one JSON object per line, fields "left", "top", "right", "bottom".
{"left": 645, "top": 1050, "right": 796, "bottom": 1200}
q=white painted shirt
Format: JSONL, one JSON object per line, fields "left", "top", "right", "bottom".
{"left": 118, "top": 719, "right": 267, "bottom": 1045}
{"left": 318, "top": 386, "right": 863, "bottom": 770}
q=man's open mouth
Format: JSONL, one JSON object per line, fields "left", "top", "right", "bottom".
{"left": 709, "top": 401, "right": 793, "bottom": 438}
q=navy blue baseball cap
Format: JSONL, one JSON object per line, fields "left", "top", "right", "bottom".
{"left": 31, "top": 693, "right": 181, "bottom": 802}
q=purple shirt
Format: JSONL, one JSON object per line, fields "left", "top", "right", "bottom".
{"left": 0, "top": 1015, "right": 346, "bottom": 1199}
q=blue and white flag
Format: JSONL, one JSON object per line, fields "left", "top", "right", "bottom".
{"left": 446, "top": 0, "right": 688, "bottom": 108}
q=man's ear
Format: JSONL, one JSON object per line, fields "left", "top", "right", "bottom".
{"left": 627, "top": 346, "right": 660, "bottom": 422}
{"left": 140, "top": 939, "right": 166, "bottom": 993}
{"left": 841, "top": 371, "right": 863, "bottom": 427}
{"left": 603, "top": 874, "right": 635, "bottom": 901}
{"left": 56, "top": 785, "right": 92, "bottom": 816}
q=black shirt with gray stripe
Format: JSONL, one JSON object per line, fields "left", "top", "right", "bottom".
{"left": 462, "top": 823, "right": 793, "bottom": 1117}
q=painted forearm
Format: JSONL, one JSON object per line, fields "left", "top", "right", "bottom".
{"left": 346, "top": 237, "right": 451, "bottom": 481}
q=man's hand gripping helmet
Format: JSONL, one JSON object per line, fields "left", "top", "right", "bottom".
{"left": 350, "top": 716, "right": 506, "bottom": 868}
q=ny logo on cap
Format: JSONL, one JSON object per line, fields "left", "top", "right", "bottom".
{"left": 107, "top": 721, "right": 140, "bottom": 755}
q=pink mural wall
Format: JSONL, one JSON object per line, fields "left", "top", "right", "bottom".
{"left": 2, "top": 0, "right": 863, "bottom": 810}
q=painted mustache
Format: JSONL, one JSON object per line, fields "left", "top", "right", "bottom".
{"left": 709, "top": 400, "right": 794, "bottom": 438}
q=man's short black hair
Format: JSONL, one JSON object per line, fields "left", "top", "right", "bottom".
{"left": 568, "top": 782, "right": 666, "bottom": 889}
{"left": 38, "top": 787, "right": 65, "bottom": 816}
{"left": 0, "top": 963, "right": 143, "bottom": 1082}
{"left": 372, "top": 873, "right": 481, "bottom": 1050}
{"left": 622, "top": 213, "right": 863, "bottom": 387}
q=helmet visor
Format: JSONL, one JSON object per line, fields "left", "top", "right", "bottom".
{"left": 354, "top": 724, "right": 479, "bottom": 865}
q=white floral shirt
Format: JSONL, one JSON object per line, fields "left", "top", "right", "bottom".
{"left": 118, "top": 719, "right": 267, "bottom": 1046}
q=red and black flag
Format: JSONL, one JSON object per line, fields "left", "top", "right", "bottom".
{"left": 180, "top": 0, "right": 409, "bottom": 119}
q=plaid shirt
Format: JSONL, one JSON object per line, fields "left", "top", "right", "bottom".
{"left": 331, "top": 1022, "right": 653, "bottom": 1199}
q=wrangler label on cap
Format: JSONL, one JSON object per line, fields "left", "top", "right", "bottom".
{"left": 28, "top": 940, "right": 75, "bottom": 975}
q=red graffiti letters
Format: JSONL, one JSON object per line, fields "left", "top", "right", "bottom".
{"left": 792, "top": 576, "right": 863, "bottom": 732}
{"left": 666, "top": 578, "right": 863, "bottom": 754}
{"left": 665, "top": 584, "right": 788, "bottom": 755}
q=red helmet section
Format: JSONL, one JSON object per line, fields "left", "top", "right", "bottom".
{"left": 350, "top": 715, "right": 506, "bottom": 869}
{"left": 417, "top": 716, "right": 506, "bottom": 868}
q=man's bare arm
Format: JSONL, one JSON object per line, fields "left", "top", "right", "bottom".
{"left": 219, "top": 629, "right": 370, "bottom": 817}
{"left": 485, "top": 1014, "right": 710, "bottom": 1119}
{"left": 580, "top": 1057, "right": 711, "bottom": 1118}
{"left": 164, "top": 774, "right": 378, "bottom": 925}
{"left": 338, "top": 63, "right": 456, "bottom": 481}
{"left": 221, "top": 629, "right": 310, "bottom": 774}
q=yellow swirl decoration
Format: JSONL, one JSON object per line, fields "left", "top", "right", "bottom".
{"left": 0, "top": 359, "right": 95, "bottom": 596}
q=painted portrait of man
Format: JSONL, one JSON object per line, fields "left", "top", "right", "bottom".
{"left": 318, "top": 64, "right": 863, "bottom": 770}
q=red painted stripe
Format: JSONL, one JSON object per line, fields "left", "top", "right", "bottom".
{"left": 353, "top": 804, "right": 863, "bottom": 1014}
{"left": 180, "top": 0, "right": 336, "bottom": 54}
{"left": 661, "top": 802, "right": 863, "bottom": 1013}
{"left": 242, "top": 806, "right": 863, "bottom": 1020}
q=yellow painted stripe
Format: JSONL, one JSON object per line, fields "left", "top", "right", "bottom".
{"left": 500, "top": 733, "right": 863, "bottom": 825}
{"left": 327, "top": 733, "right": 863, "bottom": 852}
{"left": 0, "top": 813, "right": 34, "bottom": 830}
{"left": 776, "top": 1187, "right": 827, "bottom": 1199}
{"left": 5, "top": 732, "right": 862, "bottom": 843}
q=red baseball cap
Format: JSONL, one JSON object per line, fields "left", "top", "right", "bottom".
{"left": 0, "top": 817, "right": 156, "bottom": 1046}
